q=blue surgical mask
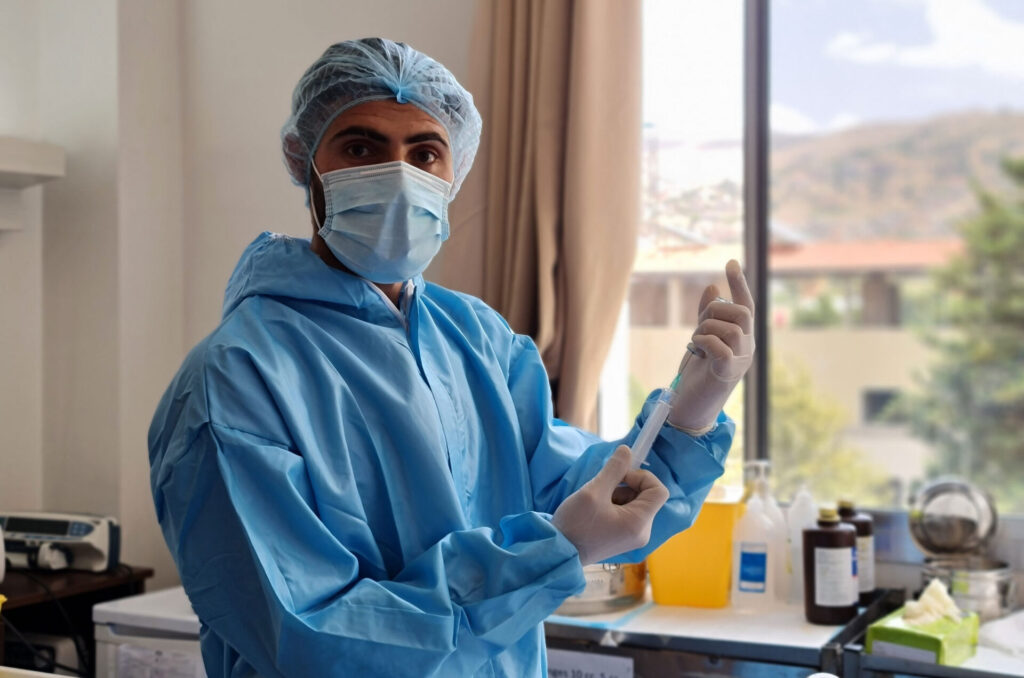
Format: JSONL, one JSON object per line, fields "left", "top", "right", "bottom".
{"left": 312, "top": 161, "right": 451, "bottom": 284}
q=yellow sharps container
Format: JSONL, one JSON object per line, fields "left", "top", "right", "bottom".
{"left": 648, "top": 485, "right": 745, "bottom": 607}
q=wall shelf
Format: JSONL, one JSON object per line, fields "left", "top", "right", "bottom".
{"left": 0, "top": 136, "right": 66, "bottom": 189}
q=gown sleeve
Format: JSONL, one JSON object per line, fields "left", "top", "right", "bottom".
{"left": 506, "top": 333, "right": 735, "bottom": 563}
{"left": 149, "top": 359, "right": 585, "bottom": 678}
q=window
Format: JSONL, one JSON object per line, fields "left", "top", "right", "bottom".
{"left": 862, "top": 389, "right": 901, "bottom": 425}
{"left": 600, "top": 0, "right": 746, "bottom": 489}
{"left": 769, "top": 0, "right": 1024, "bottom": 511}
{"left": 607, "top": 0, "right": 1024, "bottom": 512}
{"left": 628, "top": 278, "right": 669, "bottom": 327}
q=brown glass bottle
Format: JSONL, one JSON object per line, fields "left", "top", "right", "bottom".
{"left": 803, "top": 507, "right": 858, "bottom": 625}
{"left": 838, "top": 499, "right": 876, "bottom": 606}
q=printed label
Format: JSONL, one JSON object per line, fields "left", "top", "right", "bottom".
{"left": 547, "top": 648, "right": 634, "bottom": 678}
{"left": 117, "top": 645, "right": 206, "bottom": 678}
{"left": 814, "top": 546, "right": 856, "bottom": 607}
{"left": 739, "top": 541, "right": 768, "bottom": 592}
{"left": 857, "top": 535, "right": 875, "bottom": 593}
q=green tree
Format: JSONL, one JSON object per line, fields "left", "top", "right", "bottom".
{"left": 771, "top": 355, "right": 888, "bottom": 505}
{"left": 792, "top": 294, "right": 843, "bottom": 328}
{"left": 899, "top": 157, "right": 1024, "bottom": 511}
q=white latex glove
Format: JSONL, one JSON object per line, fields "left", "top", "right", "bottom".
{"left": 552, "top": 446, "right": 670, "bottom": 566}
{"left": 668, "top": 259, "right": 755, "bottom": 434}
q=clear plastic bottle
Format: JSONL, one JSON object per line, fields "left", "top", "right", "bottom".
{"left": 731, "top": 488, "right": 777, "bottom": 610}
{"left": 786, "top": 485, "right": 817, "bottom": 605}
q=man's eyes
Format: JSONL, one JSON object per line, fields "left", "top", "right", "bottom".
{"left": 345, "top": 143, "right": 375, "bottom": 158}
{"left": 340, "top": 142, "right": 444, "bottom": 166}
{"left": 413, "top": 148, "right": 439, "bottom": 164}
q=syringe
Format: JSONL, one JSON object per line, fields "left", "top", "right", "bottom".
{"left": 629, "top": 294, "right": 732, "bottom": 469}
{"left": 629, "top": 342, "right": 701, "bottom": 470}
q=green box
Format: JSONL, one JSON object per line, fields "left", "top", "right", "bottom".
{"left": 866, "top": 607, "right": 979, "bottom": 666}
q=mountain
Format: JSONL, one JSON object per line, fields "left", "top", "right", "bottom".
{"left": 643, "top": 110, "right": 1024, "bottom": 245}
{"left": 770, "top": 110, "right": 1024, "bottom": 241}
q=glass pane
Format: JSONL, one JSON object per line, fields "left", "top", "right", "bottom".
{"left": 769, "top": 0, "right": 1024, "bottom": 512}
{"left": 601, "top": 0, "right": 745, "bottom": 488}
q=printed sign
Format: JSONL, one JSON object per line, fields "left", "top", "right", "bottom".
{"left": 548, "top": 648, "right": 634, "bottom": 678}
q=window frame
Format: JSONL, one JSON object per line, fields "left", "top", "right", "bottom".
{"left": 743, "top": 0, "right": 770, "bottom": 462}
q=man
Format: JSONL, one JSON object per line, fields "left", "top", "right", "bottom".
{"left": 150, "top": 38, "right": 754, "bottom": 677}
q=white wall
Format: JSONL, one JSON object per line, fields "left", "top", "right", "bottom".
{"left": 0, "top": 183, "right": 43, "bottom": 510}
{"left": 1, "top": 0, "right": 478, "bottom": 589}
{"left": 180, "top": 0, "right": 478, "bottom": 345}
{"left": 0, "top": 0, "right": 45, "bottom": 511}
{"left": 0, "top": 0, "right": 39, "bottom": 136}
{"left": 38, "top": 0, "right": 121, "bottom": 517}
{"left": 116, "top": 0, "right": 185, "bottom": 588}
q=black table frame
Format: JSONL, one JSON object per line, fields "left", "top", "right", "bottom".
{"left": 0, "top": 565, "right": 153, "bottom": 677}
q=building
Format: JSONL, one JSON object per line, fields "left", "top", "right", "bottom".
{"left": 625, "top": 237, "right": 963, "bottom": 502}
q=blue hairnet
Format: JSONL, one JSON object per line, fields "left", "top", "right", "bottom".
{"left": 282, "top": 38, "right": 482, "bottom": 199}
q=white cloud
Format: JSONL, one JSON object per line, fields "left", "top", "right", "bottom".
{"left": 827, "top": 112, "right": 862, "bottom": 131}
{"left": 768, "top": 106, "right": 861, "bottom": 136}
{"left": 770, "top": 103, "right": 819, "bottom": 134}
{"left": 826, "top": 32, "right": 898, "bottom": 63}
{"left": 826, "top": 0, "right": 1024, "bottom": 79}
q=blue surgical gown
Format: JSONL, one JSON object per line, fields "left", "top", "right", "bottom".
{"left": 149, "top": 232, "right": 733, "bottom": 678}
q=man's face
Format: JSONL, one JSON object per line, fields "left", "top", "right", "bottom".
{"left": 308, "top": 99, "right": 454, "bottom": 271}
{"left": 314, "top": 98, "right": 454, "bottom": 180}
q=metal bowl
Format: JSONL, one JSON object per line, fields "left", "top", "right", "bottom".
{"left": 923, "top": 556, "right": 1017, "bottom": 622}
{"left": 909, "top": 478, "right": 996, "bottom": 556}
{"left": 554, "top": 562, "right": 647, "bottom": 616}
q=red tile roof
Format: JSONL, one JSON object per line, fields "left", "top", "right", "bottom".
{"left": 634, "top": 238, "right": 963, "bottom": 275}
{"left": 770, "top": 238, "right": 963, "bottom": 274}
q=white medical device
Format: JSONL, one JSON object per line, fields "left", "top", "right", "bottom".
{"left": 1, "top": 511, "right": 120, "bottom": 572}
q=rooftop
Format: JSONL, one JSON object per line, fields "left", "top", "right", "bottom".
{"left": 634, "top": 238, "right": 963, "bottom": 275}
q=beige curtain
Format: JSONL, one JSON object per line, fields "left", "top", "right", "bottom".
{"left": 460, "top": 0, "right": 642, "bottom": 430}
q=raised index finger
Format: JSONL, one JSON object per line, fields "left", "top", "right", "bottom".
{"left": 725, "top": 259, "right": 755, "bottom": 314}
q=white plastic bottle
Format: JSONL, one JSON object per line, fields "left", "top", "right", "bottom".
{"left": 731, "top": 494, "right": 776, "bottom": 610}
{"left": 786, "top": 485, "right": 817, "bottom": 605}
{"left": 760, "top": 482, "right": 789, "bottom": 602}
{"left": 746, "top": 490, "right": 764, "bottom": 516}
{"left": 747, "top": 461, "right": 789, "bottom": 602}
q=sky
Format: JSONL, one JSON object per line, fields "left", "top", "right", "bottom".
{"left": 644, "top": 0, "right": 1024, "bottom": 142}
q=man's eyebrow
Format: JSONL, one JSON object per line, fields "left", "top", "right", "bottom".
{"left": 330, "top": 127, "right": 448, "bottom": 148}
{"left": 331, "top": 126, "right": 389, "bottom": 142}
{"left": 405, "top": 131, "right": 449, "bottom": 148}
